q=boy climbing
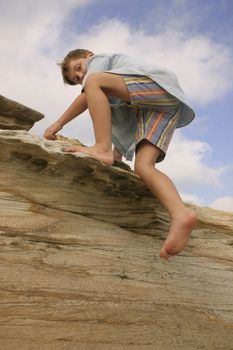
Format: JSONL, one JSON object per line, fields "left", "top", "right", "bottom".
{"left": 43, "top": 49, "right": 197, "bottom": 259}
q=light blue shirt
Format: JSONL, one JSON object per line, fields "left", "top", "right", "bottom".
{"left": 82, "top": 53, "right": 195, "bottom": 160}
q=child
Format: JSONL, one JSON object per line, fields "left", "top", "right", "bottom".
{"left": 43, "top": 49, "right": 197, "bottom": 259}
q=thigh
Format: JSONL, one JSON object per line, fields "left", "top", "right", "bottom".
{"left": 123, "top": 75, "right": 180, "bottom": 112}
{"left": 85, "top": 72, "right": 131, "bottom": 102}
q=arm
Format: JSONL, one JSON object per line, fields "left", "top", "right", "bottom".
{"left": 43, "top": 92, "right": 88, "bottom": 140}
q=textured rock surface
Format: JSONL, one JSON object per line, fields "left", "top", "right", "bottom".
{"left": 0, "top": 99, "right": 233, "bottom": 349}
{"left": 0, "top": 95, "right": 44, "bottom": 130}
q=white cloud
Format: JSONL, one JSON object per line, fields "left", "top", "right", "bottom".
{"left": 73, "top": 19, "right": 233, "bottom": 105}
{"left": 125, "top": 130, "right": 228, "bottom": 201}
{"left": 180, "top": 193, "right": 204, "bottom": 206}
{"left": 0, "top": 0, "right": 93, "bottom": 133}
{"left": 210, "top": 196, "right": 233, "bottom": 212}
{"left": 0, "top": 0, "right": 91, "bottom": 56}
{"left": 158, "top": 131, "right": 228, "bottom": 190}
{"left": 0, "top": 10, "right": 232, "bottom": 135}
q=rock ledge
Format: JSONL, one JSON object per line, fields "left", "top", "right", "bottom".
{"left": 0, "top": 96, "right": 233, "bottom": 350}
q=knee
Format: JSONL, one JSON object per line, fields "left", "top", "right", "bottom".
{"left": 85, "top": 73, "right": 103, "bottom": 90}
{"left": 134, "top": 156, "right": 158, "bottom": 181}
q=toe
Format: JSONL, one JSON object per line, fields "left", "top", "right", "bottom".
{"left": 62, "top": 147, "right": 76, "bottom": 152}
{"left": 159, "top": 249, "right": 168, "bottom": 259}
{"left": 159, "top": 247, "right": 174, "bottom": 260}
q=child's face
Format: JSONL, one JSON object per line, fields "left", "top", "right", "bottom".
{"left": 66, "top": 55, "right": 91, "bottom": 85}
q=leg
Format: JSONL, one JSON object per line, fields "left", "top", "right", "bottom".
{"left": 134, "top": 140, "right": 197, "bottom": 259}
{"left": 63, "top": 73, "right": 130, "bottom": 165}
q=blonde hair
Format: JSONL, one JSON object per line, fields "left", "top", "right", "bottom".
{"left": 58, "top": 49, "right": 94, "bottom": 85}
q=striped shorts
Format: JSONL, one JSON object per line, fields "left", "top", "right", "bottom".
{"left": 122, "top": 75, "right": 182, "bottom": 162}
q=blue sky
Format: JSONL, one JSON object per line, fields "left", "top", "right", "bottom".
{"left": 0, "top": 0, "right": 233, "bottom": 211}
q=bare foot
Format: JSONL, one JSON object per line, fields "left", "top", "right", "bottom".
{"left": 62, "top": 144, "right": 114, "bottom": 166}
{"left": 159, "top": 209, "right": 197, "bottom": 260}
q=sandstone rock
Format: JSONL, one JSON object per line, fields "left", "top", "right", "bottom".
{"left": 0, "top": 98, "right": 233, "bottom": 349}
{"left": 0, "top": 95, "right": 44, "bottom": 130}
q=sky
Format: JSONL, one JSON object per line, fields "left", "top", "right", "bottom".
{"left": 0, "top": 0, "right": 233, "bottom": 211}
